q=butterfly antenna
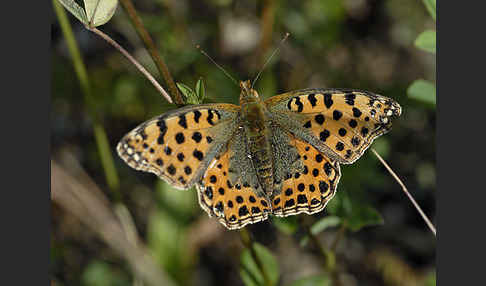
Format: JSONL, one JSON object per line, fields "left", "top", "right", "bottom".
{"left": 251, "top": 32, "right": 290, "bottom": 89}
{"left": 196, "top": 45, "right": 239, "bottom": 86}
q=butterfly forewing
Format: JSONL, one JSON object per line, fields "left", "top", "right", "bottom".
{"left": 265, "top": 89, "right": 401, "bottom": 164}
{"left": 117, "top": 104, "right": 240, "bottom": 189}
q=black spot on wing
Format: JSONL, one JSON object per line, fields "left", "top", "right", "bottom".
{"left": 175, "top": 133, "right": 185, "bottom": 144}
{"left": 324, "top": 93, "right": 333, "bottom": 108}
{"left": 297, "top": 194, "right": 308, "bottom": 204}
{"left": 193, "top": 149, "right": 204, "bottom": 161}
{"left": 193, "top": 110, "right": 201, "bottom": 123}
{"left": 164, "top": 146, "right": 172, "bottom": 155}
{"left": 345, "top": 93, "right": 356, "bottom": 105}
{"left": 184, "top": 166, "right": 192, "bottom": 175}
{"left": 192, "top": 132, "right": 202, "bottom": 143}
{"left": 333, "top": 110, "right": 343, "bottom": 120}
{"left": 336, "top": 142, "right": 345, "bottom": 151}
{"left": 284, "top": 199, "right": 295, "bottom": 207}
{"left": 320, "top": 130, "right": 330, "bottom": 142}
{"left": 156, "top": 119, "right": 167, "bottom": 144}
{"left": 178, "top": 114, "right": 187, "bottom": 128}
{"left": 204, "top": 186, "right": 213, "bottom": 199}
{"left": 239, "top": 206, "right": 249, "bottom": 216}
{"left": 307, "top": 94, "right": 317, "bottom": 107}
{"left": 351, "top": 137, "right": 360, "bottom": 147}
{"left": 315, "top": 114, "right": 325, "bottom": 125}
{"left": 207, "top": 110, "right": 216, "bottom": 125}
{"left": 295, "top": 97, "right": 304, "bottom": 112}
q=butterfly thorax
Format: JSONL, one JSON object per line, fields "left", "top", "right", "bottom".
{"left": 239, "top": 81, "right": 274, "bottom": 196}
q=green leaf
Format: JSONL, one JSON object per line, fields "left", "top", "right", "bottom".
{"left": 422, "top": 0, "right": 436, "bottom": 21}
{"left": 81, "top": 260, "right": 130, "bottom": 286}
{"left": 424, "top": 270, "right": 436, "bottom": 286}
{"left": 311, "top": 216, "right": 341, "bottom": 234}
{"left": 240, "top": 243, "right": 279, "bottom": 286}
{"left": 272, "top": 216, "right": 299, "bottom": 235}
{"left": 300, "top": 216, "right": 341, "bottom": 246}
{"left": 156, "top": 180, "right": 196, "bottom": 219}
{"left": 327, "top": 191, "right": 383, "bottom": 232}
{"left": 56, "top": 0, "right": 88, "bottom": 24}
{"left": 195, "top": 78, "right": 206, "bottom": 103}
{"left": 177, "top": 82, "right": 198, "bottom": 104}
{"left": 84, "top": 0, "right": 118, "bottom": 27}
{"left": 287, "top": 274, "right": 331, "bottom": 286}
{"left": 407, "top": 79, "right": 436, "bottom": 106}
{"left": 346, "top": 205, "right": 384, "bottom": 232}
{"left": 415, "top": 30, "right": 436, "bottom": 54}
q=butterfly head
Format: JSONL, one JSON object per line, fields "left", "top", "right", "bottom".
{"left": 239, "top": 80, "right": 261, "bottom": 105}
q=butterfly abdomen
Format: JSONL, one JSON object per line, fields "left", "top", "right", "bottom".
{"left": 241, "top": 95, "right": 275, "bottom": 196}
{"left": 246, "top": 131, "right": 274, "bottom": 194}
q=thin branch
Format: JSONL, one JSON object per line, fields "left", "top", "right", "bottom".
{"left": 87, "top": 26, "right": 173, "bottom": 104}
{"left": 119, "top": 0, "right": 184, "bottom": 105}
{"left": 371, "top": 148, "right": 436, "bottom": 236}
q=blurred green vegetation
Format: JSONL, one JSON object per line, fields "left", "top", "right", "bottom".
{"left": 51, "top": 0, "right": 436, "bottom": 285}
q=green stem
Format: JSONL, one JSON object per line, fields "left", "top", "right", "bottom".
{"left": 53, "top": 0, "right": 121, "bottom": 198}
{"left": 330, "top": 223, "right": 346, "bottom": 252}
{"left": 301, "top": 220, "right": 336, "bottom": 273}
{"left": 119, "top": 0, "right": 184, "bottom": 105}
{"left": 240, "top": 228, "right": 272, "bottom": 286}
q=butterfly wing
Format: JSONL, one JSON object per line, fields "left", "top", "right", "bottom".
{"left": 270, "top": 134, "right": 341, "bottom": 217}
{"left": 197, "top": 146, "right": 272, "bottom": 230}
{"left": 265, "top": 89, "right": 401, "bottom": 164}
{"left": 117, "top": 104, "right": 240, "bottom": 189}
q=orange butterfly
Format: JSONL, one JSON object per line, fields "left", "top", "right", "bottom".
{"left": 117, "top": 80, "right": 401, "bottom": 230}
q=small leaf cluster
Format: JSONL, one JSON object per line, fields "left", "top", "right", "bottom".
{"left": 407, "top": 0, "right": 436, "bottom": 108}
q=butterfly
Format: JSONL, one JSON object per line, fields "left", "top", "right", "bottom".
{"left": 117, "top": 80, "right": 401, "bottom": 230}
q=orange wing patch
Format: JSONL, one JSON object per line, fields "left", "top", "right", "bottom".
{"left": 269, "top": 89, "right": 401, "bottom": 163}
{"left": 271, "top": 136, "right": 341, "bottom": 217}
{"left": 197, "top": 151, "right": 272, "bottom": 230}
{"left": 117, "top": 106, "right": 236, "bottom": 189}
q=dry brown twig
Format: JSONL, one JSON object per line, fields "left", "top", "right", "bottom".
{"left": 371, "top": 148, "right": 436, "bottom": 236}
{"left": 51, "top": 159, "right": 177, "bottom": 286}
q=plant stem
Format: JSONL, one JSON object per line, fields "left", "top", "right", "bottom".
{"left": 119, "top": 0, "right": 184, "bottom": 105}
{"left": 371, "top": 148, "right": 436, "bottom": 236}
{"left": 330, "top": 223, "right": 346, "bottom": 252}
{"left": 300, "top": 218, "right": 336, "bottom": 273}
{"left": 257, "top": 0, "right": 276, "bottom": 67}
{"left": 54, "top": 0, "right": 121, "bottom": 197}
{"left": 86, "top": 26, "right": 173, "bottom": 104}
{"left": 239, "top": 228, "right": 272, "bottom": 286}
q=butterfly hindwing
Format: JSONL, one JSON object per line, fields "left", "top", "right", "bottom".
{"left": 265, "top": 89, "right": 401, "bottom": 164}
{"left": 197, "top": 149, "right": 272, "bottom": 230}
{"left": 117, "top": 104, "right": 240, "bottom": 189}
{"left": 271, "top": 135, "right": 341, "bottom": 217}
